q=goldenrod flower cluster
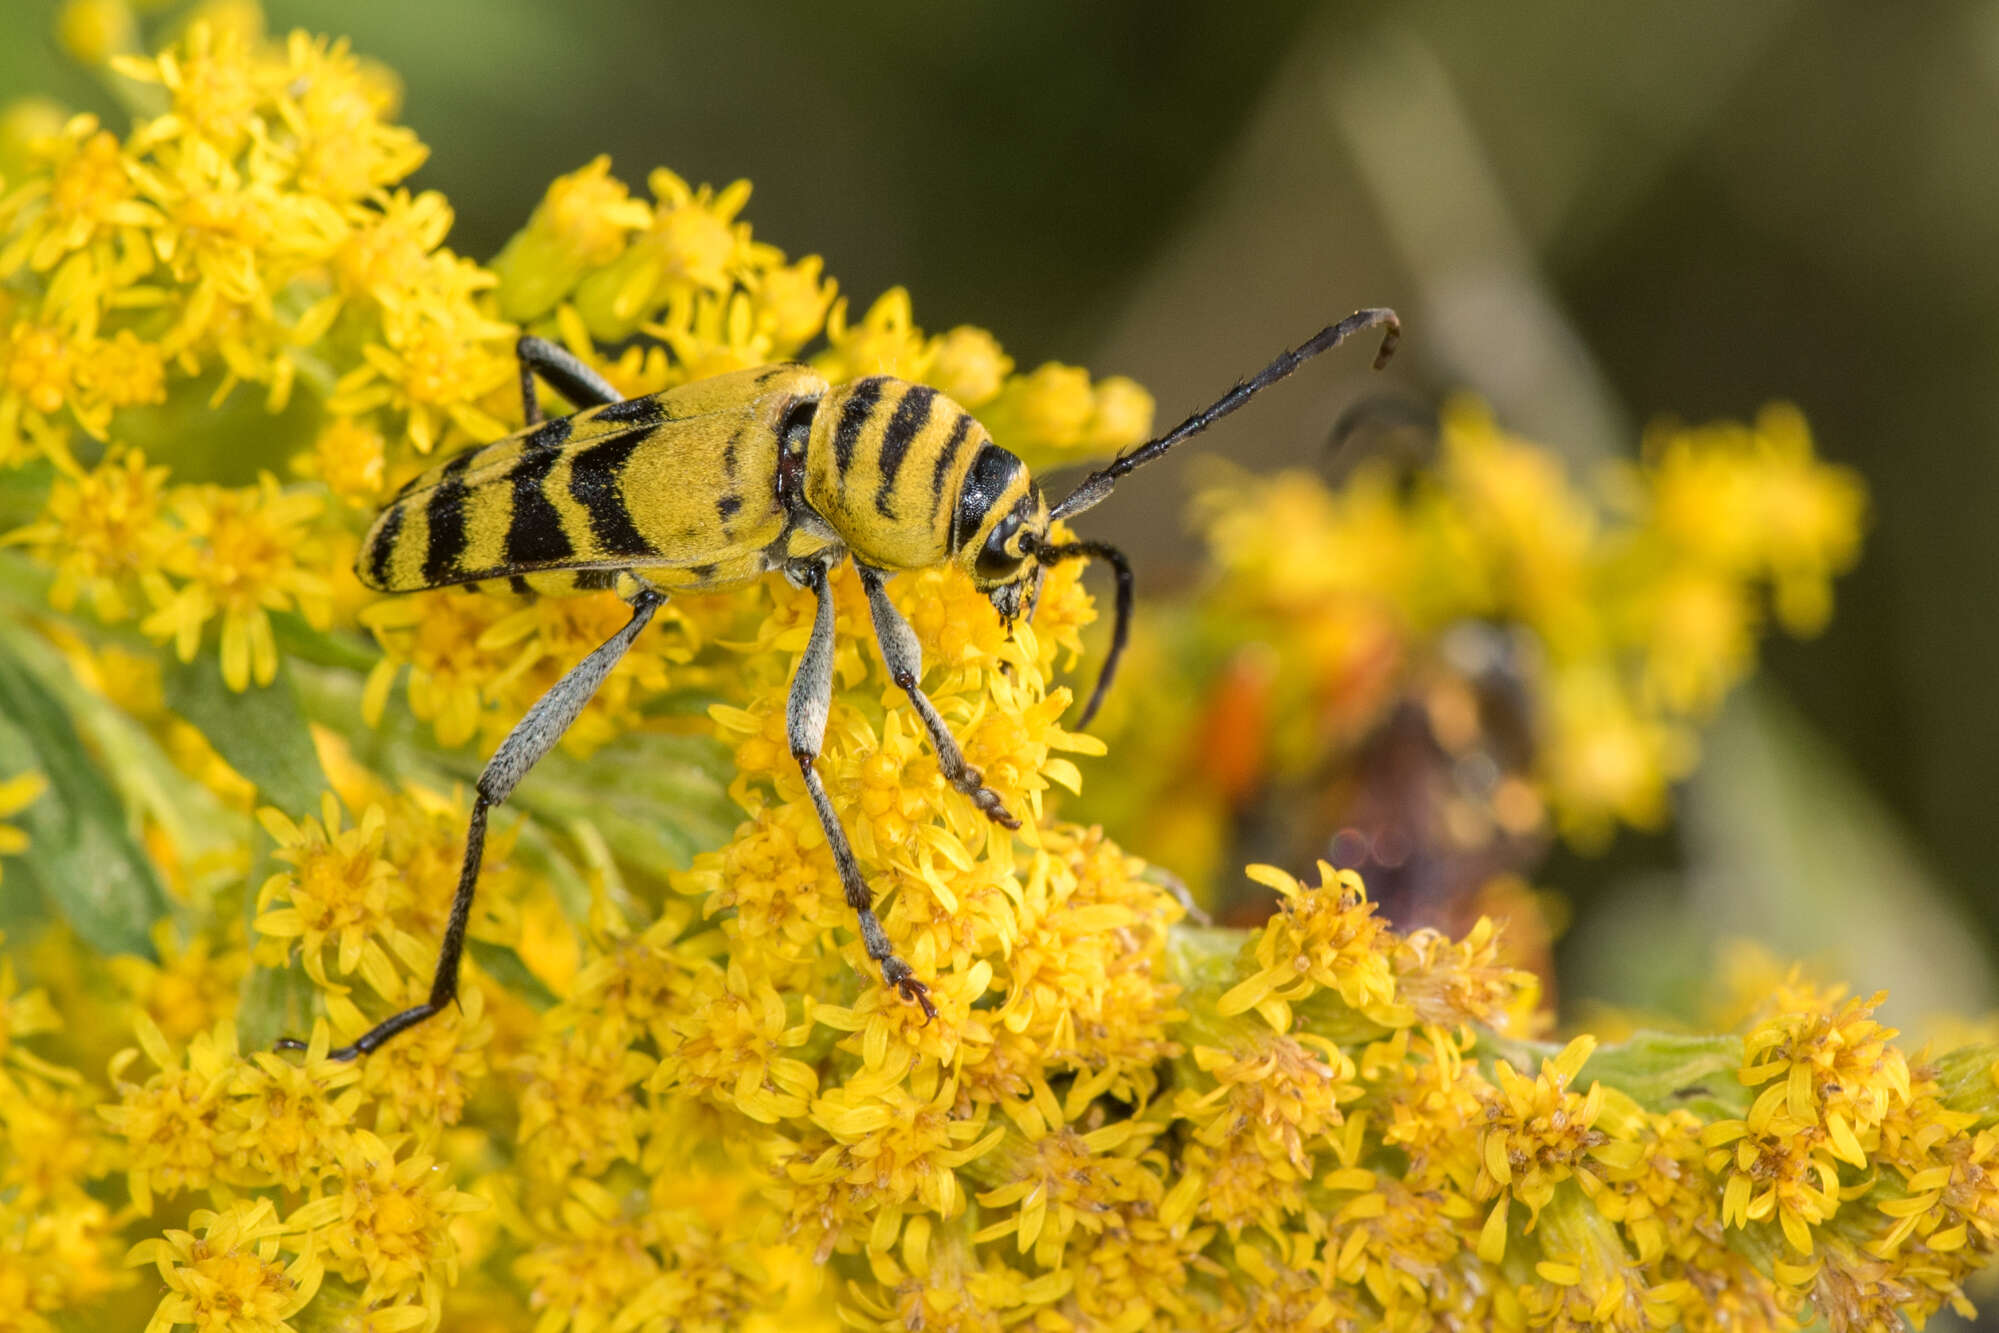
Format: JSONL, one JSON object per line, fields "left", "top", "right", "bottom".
{"left": 0, "top": 7, "right": 1990, "bottom": 1333}
{"left": 1083, "top": 397, "right": 1867, "bottom": 899}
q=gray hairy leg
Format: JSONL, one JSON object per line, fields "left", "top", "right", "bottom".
{"left": 280, "top": 587, "right": 665, "bottom": 1059}
{"left": 788, "top": 561, "right": 936, "bottom": 1021}
{"left": 854, "top": 566, "right": 1018, "bottom": 830}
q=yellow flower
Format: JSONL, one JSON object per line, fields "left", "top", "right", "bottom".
{"left": 1218, "top": 861, "right": 1403, "bottom": 1032}
{"left": 142, "top": 473, "right": 332, "bottom": 689}
{"left": 337, "top": 301, "right": 515, "bottom": 455}
{"left": 1391, "top": 914, "right": 1541, "bottom": 1031}
{"left": 0, "top": 772, "right": 47, "bottom": 882}
{"left": 972, "top": 1097, "right": 1162, "bottom": 1268}
{"left": 299, "top": 414, "right": 389, "bottom": 505}
{"left": 813, "top": 286, "right": 935, "bottom": 384}
{"left": 0, "top": 11, "right": 1972, "bottom": 1331}
{"left": 967, "top": 358, "right": 1152, "bottom": 469}
{"left": 360, "top": 590, "right": 512, "bottom": 747}
{"left": 115, "top": 19, "right": 265, "bottom": 155}
{"left": 253, "top": 797, "right": 421, "bottom": 999}
{"left": 1320, "top": 1171, "right": 1475, "bottom": 1317}
{"left": 1704, "top": 990, "right": 1913, "bottom": 1257}
{"left": 126, "top": 1198, "right": 325, "bottom": 1333}
{"left": 1746, "top": 402, "right": 1867, "bottom": 634}
{"left": 514, "top": 1028, "right": 653, "bottom": 1180}
{"left": 273, "top": 31, "right": 427, "bottom": 203}
{"left": 1474, "top": 1035, "right": 1643, "bottom": 1261}
{"left": 844, "top": 1227, "right": 1054, "bottom": 1332}
{"left": 492, "top": 154, "right": 653, "bottom": 323}
{"left": 0, "top": 319, "right": 86, "bottom": 442}
{"left": 309, "top": 1129, "right": 484, "bottom": 1303}
{"left": 571, "top": 169, "right": 764, "bottom": 341}
{"left": 1543, "top": 666, "right": 1697, "bottom": 850}
{"left": 107, "top": 920, "right": 249, "bottom": 1045}
{"left": 650, "top": 958, "right": 818, "bottom": 1126}
{"left": 0, "top": 1190, "right": 121, "bottom": 1329}
{"left": 56, "top": 0, "right": 138, "bottom": 70}
{"left": 100, "top": 1017, "right": 238, "bottom": 1214}
{"left": 511, "top": 1178, "right": 676, "bottom": 1333}
{"left": 223, "top": 1038, "right": 363, "bottom": 1191}
{"left": 927, "top": 324, "right": 1013, "bottom": 409}
{"left": 333, "top": 188, "right": 457, "bottom": 313}
{"left": 0, "top": 114, "right": 159, "bottom": 279}
{"left": 4, "top": 447, "right": 178, "bottom": 621}
{"left": 345, "top": 976, "right": 490, "bottom": 1133}
{"left": 794, "top": 1056, "right": 1003, "bottom": 1231}
{"left": 980, "top": 361, "right": 1094, "bottom": 454}
{"left": 749, "top": 253, "right": 838, "bottom": 355}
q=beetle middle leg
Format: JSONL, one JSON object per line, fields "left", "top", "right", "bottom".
{"left": 855, "top": 565, "right": 1019, "bottom": 830}
{"left": 787, "top": 560, "right": 936, "bottom": 1021}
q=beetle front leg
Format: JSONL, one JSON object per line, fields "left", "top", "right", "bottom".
{"left": 855, "top": 565, "right": 1019, "bottom": 830}
{"left": 787, "top": 560, "right": 936, "bottom": 1021}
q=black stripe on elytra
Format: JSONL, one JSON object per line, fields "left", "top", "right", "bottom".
{"left": 509, "top": 575, "right": 534, "bottom": 596}
{"left": 365, "top": 504, "right": 402, "bottom": 587}
{"left": 524, "top": 414, "right": 574, "bottom": 451}
{"left": 873, "top": 385, "right": 936, "bottom": 519}
{"left": 717, "top": 494, "right": 742, "bottom": 522}
{"left": 833, "top": 378, "right": 887, "bottom": 477}
{"left": 930, "top": 410, "right": 975, "bottom": 505}
{"left": 568, "top": 434, "right": 650, "bottom": 557}
{"left": 392, "top": 443, "right": 477, "bottom": 500}
{"left": 590, "top": 395, "right": 666, "bottom": 427}
{"left": 504, "top": 448, "right": 574, "bottom": 567}
{"left": 422, "top": 477, "right": 470, "bottom": 586}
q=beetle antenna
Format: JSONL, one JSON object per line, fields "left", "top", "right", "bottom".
{"left": 1049, "top": 307, "right": 1400, "bottom": 522}
{"left": 1036, "top": 539, "right": 1133, "bottom": 727}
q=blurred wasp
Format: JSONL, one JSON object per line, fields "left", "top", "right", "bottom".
{"left": 282, "top": 307, "right": 1400, "bottom": 1059}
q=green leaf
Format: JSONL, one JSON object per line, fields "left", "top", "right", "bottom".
{"left": 0, "top": 643, "right": 167, "bottom": 957}
{"left": 164, "top": 652, "right": 329, "bottom": 818}
{"left": 468, "top": 938, "right": 560, "bottom": 1011}
{"left": 510, "top": 730, "right": 739, "bottom": 881}
{"left": 1577, "top": 1031, "right": 1750, "bottom": 1120}
{"left": 235, "top": 959, "right": 322, "bottom": 1052}
{"left": 271, "top": 609, "right": 379, "bottom": 673}
{"left": 0, "top": 456, "right": 53, "bottom": 531}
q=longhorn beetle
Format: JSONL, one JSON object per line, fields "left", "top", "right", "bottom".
{"left": 280, "top": 306, "right": 1400, "bottom": 1059}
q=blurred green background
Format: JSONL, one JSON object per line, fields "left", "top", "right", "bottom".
{"left": 6, "top": 0, "right": 1996, "bottom": 1026}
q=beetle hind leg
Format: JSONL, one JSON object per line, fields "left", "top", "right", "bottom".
{"left": 278, "top": 585, "right": 667, "bottom": 1059}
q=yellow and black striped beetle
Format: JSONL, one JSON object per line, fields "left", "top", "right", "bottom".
{"left": 283, "top": 308, "right": 1399, "bottom": 1059}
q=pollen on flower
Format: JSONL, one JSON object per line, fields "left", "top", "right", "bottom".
{"left": 254, "top": 796, "right": 429, "bottom": 1001}
{"left": 125, "top": 1198, "right": 325, "bottom": 1333}
{"left": 1217, "top": 861, "right": 1403, "bottom": 1031}
{"left": 314, "top": 1129, "right": 483, "bottom": 1301}
{"left": 142, "top": 473, "right": 333, "bottom": 689}
{"left": 1472, "top": 1037, "right": 1629, "bottom": 1263}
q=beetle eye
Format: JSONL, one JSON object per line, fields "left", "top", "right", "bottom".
{"left": 976, "top": 512, "right": 1024, "bottom": 582}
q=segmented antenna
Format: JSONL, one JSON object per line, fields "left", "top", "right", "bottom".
{"left": 1050, "top": 307, "right": 1400, "bottom": 522}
